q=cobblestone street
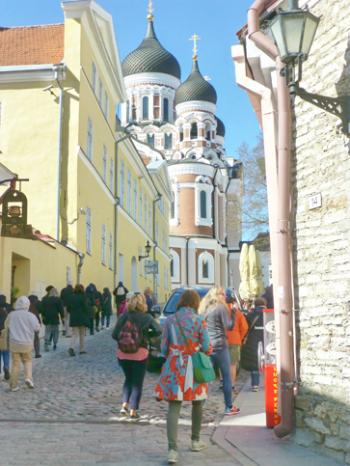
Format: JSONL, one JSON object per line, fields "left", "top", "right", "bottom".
{"left": 0, "top": 320, "right": 242, "bottom": 466}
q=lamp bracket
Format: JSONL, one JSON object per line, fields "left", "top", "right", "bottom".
{"left": 293, "top": 85, "right": 350, "bottom": 135}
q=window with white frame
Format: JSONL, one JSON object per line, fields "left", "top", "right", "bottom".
{"left": 144, "top": 196, "right": 147, "bottom": 230}
{"left": 195, "top": 179, "right": 213, "bottom": 227}
{"left": 109, "top": 157, "right": 114, "bottom": 192}
{"left": 139, "top": 189, "right": 143, "bottom": 225}
{"left": 198, "top": 251, "right": 214, "bottom": 283}
{"left": 170, "top": 183, "right": 179, "bottom": 226}
{"left": 200, "top": 190, "right": 207, "bottom": 218}
{"left": 87, "top": 118, "right": 93, "bottom": 161}
{"left": 119, "top": 161, "right": 125, "bottom": 206}
{"left": 102, "top": 145, "right": 107, "bottom": 182}
{"left": 154, "top": 94, "right": 160, "bottom": 119}
{"left": 170, "top": 250, "right": 180, "bottom": 282}
{"left": 108, "top": 232, "right": 113, "bottom": 269}
{"left": 127, "top": 170, "right": 131, "bottom": 213}
{"left": 101, "top": 224, "right": 106, "bottom": 265}
{"left": 190, "top": 122, "right": 198, "bottom": 139}
{"left": 86, "top": 207, "right": 92, "bottom": 254}
{"left": 148, "top": 204, "right": 152, "bottom": 234}
{"left": 147, "top": 133, "right": 155, "bottom": 147}
{"left": 142, "top": 96, "right": 149, "bottom": 120}
{"left": 104, "top": 90, "right": 109, "bottom": 119}
{"left": 91, "top": 62, "right": 97, "bottom": 92}
{"left": 205, "top": 122, "right": 211, "bottom": 141}
{"left": 164, "top": 133, "right": 172, "bottom": 150}
{"left": 133, "top": 178, "right": 137, "bottom": 219}
{"left": 163, "top": 98, "right": 169, "bottom": 122}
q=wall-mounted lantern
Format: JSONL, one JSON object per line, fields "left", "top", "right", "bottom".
{"left": 1, "top": 189, "right": 34, "bottom": 239}
{"left": 138, "top": 240, "right": 152, "bottom": 261}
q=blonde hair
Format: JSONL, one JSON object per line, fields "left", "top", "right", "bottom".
{"left": 198, "top": 287, "right": 227, "bottom": 315}
{"left": 127, "top": 293, "right": 147, "bottom": 313}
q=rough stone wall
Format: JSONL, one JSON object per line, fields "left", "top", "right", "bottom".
{"left": 292, "top": 0, "right": 350, "bottom": 462}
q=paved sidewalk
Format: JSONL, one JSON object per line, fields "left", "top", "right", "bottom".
{"left": 213, "top": 378, "right": 341, "bottom": 466}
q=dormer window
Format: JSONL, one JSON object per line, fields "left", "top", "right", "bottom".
{"left": 179, "top": 127, "right": 184, "bottom": 142}
{"left": 205, "top": 123, "right": 211, "bottom": 141}
{"left": 190, "top": 122, "right": 198, "bottom": 140}
{"left": 164, "top": 133, "right": 173, "bottom": 150}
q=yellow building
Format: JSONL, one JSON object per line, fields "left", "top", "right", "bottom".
{"left": 0, "top": 1, "right": 171, "bottom": 301}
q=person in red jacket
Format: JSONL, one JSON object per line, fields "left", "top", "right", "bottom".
{"left": 225, "top": 289, "right": 248, "bottom": 393}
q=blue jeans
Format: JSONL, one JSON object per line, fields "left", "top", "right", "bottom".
{"left": 0, "top": 350, "right": 10, "bottom": 371}
{"left": 251, "top": 370, "right": 260, "bottom": 387}
{"left": 45, "top": 325, "right": 59, "bottom": 348}
{"left": 101, "top": 314, "right": 111, "bottom": 327}
{"left": 118, "top": 359, "right": 147, "bottom": 410}
{"left": 210, "top": 347, "right": 232, "bottom": 410}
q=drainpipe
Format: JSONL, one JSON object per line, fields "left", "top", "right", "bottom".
{"left": 247, "top": 0, "right": 295, "bottom": 438}
{"left": 185, "top": 236, "right": 192, "bottom": 286}
{"left": 54, "top": 64, "right": 65, "bottom": 242}
{"left": 77, "top": 252, "right": 85, "bottom": 284}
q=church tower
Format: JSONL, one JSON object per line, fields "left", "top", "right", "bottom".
{"left": 121, "top": 3, "right": 242, "bottom": 289}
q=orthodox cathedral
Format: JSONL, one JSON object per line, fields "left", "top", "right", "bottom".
{"left": 120, "top": 5, "right": 242, "bottom": 289}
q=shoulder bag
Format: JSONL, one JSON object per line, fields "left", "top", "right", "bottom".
{"left": 175, "top": 312, "right": 215, "bottom": 384}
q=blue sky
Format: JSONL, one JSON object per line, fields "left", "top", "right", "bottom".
{"left": 0, "top": 0, "right": 260, "bottom": 157}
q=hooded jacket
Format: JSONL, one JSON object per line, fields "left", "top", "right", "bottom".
{"left": 6, "top": 296, "right": 40, "bottom": 350}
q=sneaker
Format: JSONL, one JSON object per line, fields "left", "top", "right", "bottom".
{"left": 120, "top": 406, "right": 128, "bottom": 415}
{"left": 251, "top": 386, "right": 259, "bottom": 392}
{"left": 10, "top": 386, "right": 19, "bottom": 392}
{"left": 53, "top": 345, "right": 57, "bottom": 351}
{"left": 4, "top": 368, "right": 10, "bottom": 380}
{"left": 191, "top": 440, "right": 207, "bottom": 452}
{"left": 79, "top": 351, "right": 87, "bottom": 355}
{"left": 224, "top": 406, "right": 240, "bottom": 416}
{"left": 25, "top": 379, "right": 34, "bottom": 389}
{"left": 129, "top": 411, "right": 140, "bottom": 420}
{"left": 35, "top": 354, "right": 42, "bottom": 359}
{"left": 168, "top": 449, "right": 178, "bottom": 464}
{"left": 68, "top": 348, "right": 76, "bottom": 357}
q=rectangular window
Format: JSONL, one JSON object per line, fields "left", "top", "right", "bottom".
{"left": 92, "top": 63, "right": 97, "bottom": 92}
{"left": 127, "top": 170, "right": 131, "bottom": 213}
{"left": 102, "top": 145, "right": 107, "bottom": 182}
{"left": 154, "top": 95, "right": 160, "bottom": 119}
{"left": 109, "top": 232, "right": 113, "bottom": 269}
{"left": 119, "top": 161, "right": 125, "bottom": 206}
{"left": 98, "top": 78, "right": 103, "bottom": 105}
{"left": 164, "top": 133, "right": 172, "bottom": 150}
{"left": 163, "top": 97, "right": 169, "bottom": 121}
{"left": 142, "top": 96, "right": 149, "bottom": 120}
{"left": 147, "top": 134, "right": 155, "bottom": 147}
{"left": 139, "top": 189, "right": 143, "bottom": 225}
{"left": 104, "top": 90, "right": 109, "bottom": 119}
{"left": 101, "top": 224, "right": 106, "bottom": 265}
{"left": 86, "top": 207, "right": 92, "bottom": 254}
{"left": 133, "top": 179, "right": 137, "bottom": 219}
{"left": 109, "top": 157, "right": 114, "bottom": 192}
{"left": 87, "top": 118, "right": 93, "bottom": 161}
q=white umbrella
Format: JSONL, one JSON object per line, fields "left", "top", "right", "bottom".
{"left": 248, "top": 244, "right": 264, "bottom": 298}
{"left": 239, "top": 243, "right": 250, "bottom": 300}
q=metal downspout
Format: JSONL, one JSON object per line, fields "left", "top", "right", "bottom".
{"left": 55, "top": 65, "right": 64, "bottom": 242}
{"left": 247, "top": 0, "right": 295, "bottom": 437}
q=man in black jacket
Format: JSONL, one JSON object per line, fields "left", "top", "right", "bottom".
{"left": 39, "top": 287, "right": 64, "bottom": 351}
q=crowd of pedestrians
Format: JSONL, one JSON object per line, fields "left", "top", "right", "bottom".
{"left": 0, "top": 281, "right": 269, "bottom": 465}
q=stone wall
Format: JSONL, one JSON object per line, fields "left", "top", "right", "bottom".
{"left": 292, "top": 0, "right": 350, "bottom": 462}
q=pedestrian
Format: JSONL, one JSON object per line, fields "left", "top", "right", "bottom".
{"left": 67, "top": 284, "right": 89, "bottom": 356}
{"left": 60, "top": 284, "right": 73, "bottom": 337}
{"left": 0, "top": 295, "right": 10, "bottom": 381}
{"left": 113, "top": 292, "right": 161, "bottom": 420}
{"left": 144, "top": 287, "right": 154, "bottom": 314}
{"left": 113, "top": 281, "right": 128, "bottom": 316}
{"left": 101, "top": 287, "right": 112, "bottom": 329}
{"left": 155, "top": 290, "right": 211, "bottom": 464}
{"left": 198, "top": 287, "right": 240, "bottom": 416}
{"left": 95, "top": 289, "right": 102, "bottom": 332}
{"left": 85, "top": 283, "right": 98, "bottom": 335}
{"left": 39, "top": 287, "right": 64, "bottom": 351}
{"left": 28, "top": 295, "right": 42, "bottom": 358}
{"left": 240, "top": 297, "right": 266, "bottom": 391}
{"left": 225, "top": 289, "right": 248, "bottom": 393}
{"left": 5, "top": 296, "right": 40, "bottom": 391}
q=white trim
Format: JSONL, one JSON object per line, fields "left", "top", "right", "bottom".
{"left": 198, "top": 251, "right": 215, "bottom": 283}
{"left": 78, "top": 148, "right": 116, "bottom": 204}
{"left": 170, "top": 236, "right": 225, "bottom": 252}
{"left": 175, "top": 101, "right": 216, "bottom": 115}
{"left": 170, "top": 249, "right": 180, "bottom": 282}
{"left": 0, "top": 64, "right": 64, "bottom": 83}
{"left": 168, "top": 162, "right": 215, "bottom": 178}
{"left": 195, "top": 183, "right": 213, "bottom": 227}
{"left": 124, "top": 72, "right": 180, "bottom": 90}
{"left": 170, "top": 182, "right": 180, "bottom": 226}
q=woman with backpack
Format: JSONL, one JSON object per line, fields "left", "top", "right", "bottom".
{"left": 112, "top": 292, "right": 161, "bottom": 419}
{"left": 155, "top": 290, "right": 212, "bottom": 465}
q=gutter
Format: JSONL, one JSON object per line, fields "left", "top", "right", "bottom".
{"left": 54, "top": 64, "right": 65, "bottom": 242}
{"left": 246, "top": 0, "right": 295, "bottom": 438}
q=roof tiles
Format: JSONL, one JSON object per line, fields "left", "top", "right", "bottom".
{"left": 0, "top": 24, "right": 64, "bottom": 66}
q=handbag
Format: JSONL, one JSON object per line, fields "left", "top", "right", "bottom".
{"left": 175, "top": 313, "right": 215, "bottom": 384}
{"left": 242, "top": 315, "right": 260, "bottom": 346}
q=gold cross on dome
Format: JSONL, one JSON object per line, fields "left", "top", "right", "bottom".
{"left": 147, "top": 0, "right": 154, "bottom": 21}
{"left": 189, "top": 33, "right": 201, "bottom": 59}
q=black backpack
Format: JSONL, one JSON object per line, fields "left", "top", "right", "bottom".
{"left": 116, "top": 317, "right": 142, "bottom": 353}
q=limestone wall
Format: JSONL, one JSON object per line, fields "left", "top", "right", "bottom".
{"left": 292, "top": 0, "right": 350, "bottom": 462}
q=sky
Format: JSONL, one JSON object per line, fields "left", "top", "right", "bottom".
{"left": 0, "top": 0, "right": 260, "bottom": 157}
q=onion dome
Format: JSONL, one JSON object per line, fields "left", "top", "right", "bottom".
{"left": 216, "top": 117, "right": 225, "bottom": 137}
{"left": 175, "top": 59, "right": 217, "bottom": 106}
{"left": 122, "top": 17, "right": 181, "bottom": 79}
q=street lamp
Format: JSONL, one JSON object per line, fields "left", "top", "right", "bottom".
{"left": 138, "top": 240, "right": 152, "bottom": 261}
{"left": 269, "top": 0, "right": 350, "bottom": 135}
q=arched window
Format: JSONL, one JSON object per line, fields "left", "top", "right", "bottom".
{"left": 179, "top": 126, "right": 184, "bottom": 142}
{"left": 205, "top": 123, "right": 211, "bottom": 141}
{"left": 163, "top": 98, "right": 169, "bottom": 121}
{"left": 190, "top": 122, "right": 198, "bottom": 139}
{"left": 164, "top": 133, "right": 173, "bottom": 149}
{"left": 170, "top": 250, "right": 180, "bottom": 282}
{"left": 142, "top": 96, "right": 149, "bottom": 120}
{"left": 147, "top": 134, "right": 155, "bottom": 147}
{"left": 200, "top": 190, "right": 207, "bottom": 218}
{"left": 170, "top": 258, "right": 174, "bottom": 278}
{"left": 202, "top": 259, "right": 209, "bottom": 279}
{"left": 198, "top": 252, "right": 214, "bottom": 283}
{"left": 154, "top": 95, "right": 160, "bottom": 119}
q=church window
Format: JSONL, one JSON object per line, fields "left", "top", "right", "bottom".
{"left": 164, "top": 133, "right": 172, "bottom": 149}
{"left": 190, "top": 122, "right": 198, "bottom": 139}
{"left": 163, "top": 98, "right": 169, "bottom": 121}
{"left": 154, "top": 95, "right": 160, "bottom": 119}
{"left": 91, "top": 62, "right": 96, "bottom": 92}
{"left": 142, "top": 96, "right": 149, "bottom": 120}
{"left": 87, "top": 118, "right": 93, "bottom": 161}
{"left": 200, "top": 190, "right": 207, "bottom": 218}
{"left": 205, "top": 123, "right": 211, "bottom": 141}
{"left": 179, "top": 127, "right": 184, "bottom": 142}
{"left": 131, "top": 96, "right": 137, "bottom": 121}
{"left": 147, "top": 134, "right": 155, "bottom": 147}
{"left": 202, "top": 260, "right": 209, "bottom": 279}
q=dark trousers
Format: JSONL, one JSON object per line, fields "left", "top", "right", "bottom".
{"left": 34, "top": 331, "right": 40, "bottom": 356}
{"left": 95, "top": 312, "right": 100, "bottom": 331}
{"left": 88, "top": 317, "right": 94, "bottom": 335}
{"left": 118, "top": 359, "right": 147, "bottom": 410}
{"left": 101, "top": 314, "right": 111, "bottom": 327}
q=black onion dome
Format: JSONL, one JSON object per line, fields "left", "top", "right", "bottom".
{"left": 122, "top": 20, "right": 181, "bottom": 79}
{"left": 175, "top": 59, "right": 217, "bottom": 106}
{"left": 216, "top": 117, "right": 225, "bottom": 137}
